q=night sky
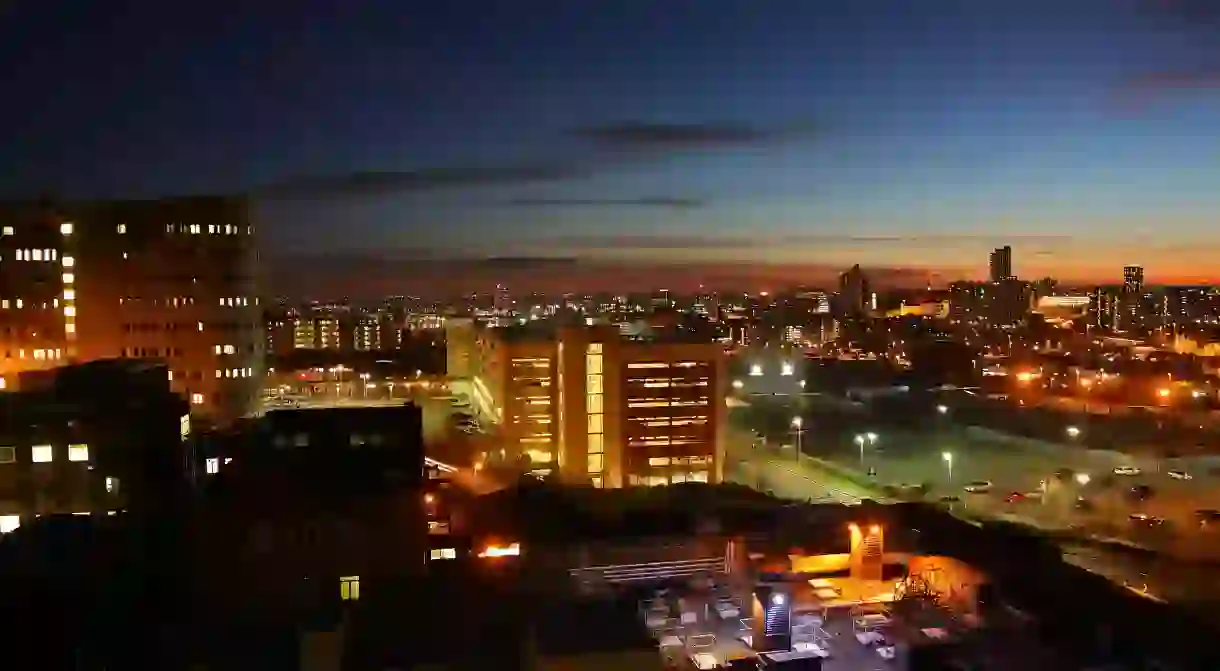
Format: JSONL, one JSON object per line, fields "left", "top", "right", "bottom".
{"left": 2, "top": 0, "right": 1219, "bottom": 292}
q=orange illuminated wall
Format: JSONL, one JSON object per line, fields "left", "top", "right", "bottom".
{"left": 554, "top": 326, "right": 727, "bottom": 488}
{"left": 1, "top": 198, "right": 263, "bottom": 425}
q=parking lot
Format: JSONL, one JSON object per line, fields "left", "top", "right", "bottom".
{"left": 629, "top": 571, "right": 988, "bottom": 671}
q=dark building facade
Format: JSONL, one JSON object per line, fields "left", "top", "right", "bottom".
{"left": 188, "top": 404, "right": 427, "bottom": 631}
{"left": 0, "top": 360, "right": 192, "bottom": 530}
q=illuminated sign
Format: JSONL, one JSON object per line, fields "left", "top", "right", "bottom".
{"left": 180, "top": 414, "right": 191, "bottom": 441}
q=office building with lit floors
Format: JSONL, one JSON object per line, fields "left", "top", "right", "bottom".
{"left": 470, "top": 323, "right": 727, "bottom": 487}
{"left": 469, "top": 327, "right": 558, "bottom": 469}
{"left": 0, "top": 197, "right": 263, "bottom": 425}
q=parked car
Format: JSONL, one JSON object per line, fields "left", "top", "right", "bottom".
{"left": 1168, "top": 470, "right": 1193, "bottom": 481}
{"left": 1114, "top": 466, "right": 1141, "bottom": 476}
{"left": 963, "top": 481, "right": 992, "bottom": 494}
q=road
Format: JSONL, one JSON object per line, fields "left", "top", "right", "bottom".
{"left": 729, "top": 396, "right": 1220, "bottom": 605}
{"left": 810, "top": 423, "right": 1220, "bottom": 557}
{"left": 728, "top": 449, "right": 872, "bottom": 505}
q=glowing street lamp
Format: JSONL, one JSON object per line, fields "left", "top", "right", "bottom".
{"left": 936, "top": 404, "right": 948, "bottom": 415}
{"left": 854, "top": 432, "right": 877, "bottom": 467}
{"left": 942, "top": 451, "right": 953, "bottom": 482}
{"left": 1066, "top": 425, "right": 1081, "bottom": 439}
{"left": 791, "top": 417, "right": 805, "bottom": 458}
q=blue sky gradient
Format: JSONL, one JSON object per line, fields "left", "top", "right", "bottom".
{"left": 1, "top": 0, "right": 1218, "bottom": 284}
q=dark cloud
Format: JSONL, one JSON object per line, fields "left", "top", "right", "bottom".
{"left": 504, "top": 197, "right": 704, "bottom": 209}
{"left": 572, "top": 121, "right": 778, "bottom": 149}
{"left": 256, "top": 164, "right": 584, "bottom": 199}
{"left": 1112, "top": 70, "right": 1220, "bottom": 108}
{"left": 1136, "top": 0, "right": 1220, "bottom": 27}
{"left": 540, "top": 233, "right": 1073, "bottom": 251}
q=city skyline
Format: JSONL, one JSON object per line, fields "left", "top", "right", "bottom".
{"left": 3, "top": 1, "right": 1220, "bottom": 290}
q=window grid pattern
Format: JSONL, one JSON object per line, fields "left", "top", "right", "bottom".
{"left": 585, "top": 344, "right": 603, "bottom": 484}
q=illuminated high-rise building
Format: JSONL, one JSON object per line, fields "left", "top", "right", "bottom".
{"left": 1123, "top": 265, "right": 1144, "bottom": 295}
{"left": 989, "top": 246, "right": 1013, "bottom": 282}
{"left": 0, "top": 197, "right": 262, "bottom": 424}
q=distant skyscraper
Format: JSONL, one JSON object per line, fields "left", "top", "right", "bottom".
{"left": 989, "top": 246, "right": 1013, "bottom": 282}
{"left": 1123, "top": 266, "right": 1144, "bottom": 294}
{"left": 837, "top": 265, "right": 869, "bottom": 316}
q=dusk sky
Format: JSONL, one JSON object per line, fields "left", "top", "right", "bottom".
{"left": 2, "top": 0, "right": 1219, "bottom": 291}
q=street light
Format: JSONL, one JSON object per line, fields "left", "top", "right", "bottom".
{"left": 732, "top": 379, "right": 744, "bottom": 390}
{"left": 854, "top": 433, "right": 877, "bottom": 467}
{"left": 791, "top": 417, "right": 805, "bottom": 459}
{"left": 1066, "top": 425, "right": 1080, "bottom": 439}
{"left": 941, "top": 451, "right": 953, "bottom": 482}
{"left": 936, "top": 404, "right": 948, "bottom": 415}
{"left": 1075, "top": 472, "right": 1091, "bottom": 486}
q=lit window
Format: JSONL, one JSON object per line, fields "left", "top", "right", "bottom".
{"left": 587, "top": 453, "right": 603, "bottom": 473}
{"left": 429, "top": 548, "right": 457, "bottom": 560}
{"left": 587, "top": 414, "right": 603, "bottom": 434}
{"left": 63, "top": 289, "right": 75, "bottom": 300}
{"left": 340, "top": 576, "right": 361, "bottom": 600}
{"left": 62, "top": 256, "right": 75, "bottom": 267}
{"left": 60, "top": 222, "right": 73, "bottom": 235}
{"left": 32, "top": 249, "right": 42, "bottom": 261}
{"left": 1, "top": 300, "right": 7, "bottom": 309}
{"left": 0, "top": 516, "right": 19, "bottom": 533}
{"left": 205, "top": 458, "right": 219, "bottom": 474}
{"left": 61, "top": 273, "right": 74, "bottom": 284}
{"left": 586, "top": 394, "right": 603, "bottom": 414}
{"left": 223, "top": 344, "right": 236, "bottom": 354}
{"left": 191, "top": 393, "right": 205, "bottom": 405}
{"left": 117, "top": 224, "right": 127, "bottom": 234}
{"left": 65, "top": 323, "right": 76, "bottom": 334}
{"left": 63, "top": 306, "right": 76, "bottom": 317}
{"left": 588, "top": 434, "right": 603, "bottom": 452}
{"left": 31, "top": 445, "right": 53, "bottom": 463}
{"left": 105, "top": 477, "right": 119, "bottom": 493}
{"left": 215, "top": 370, "right": 222, "bottom": 378}
{"left": 67, "top": 444, "right": 89, "bottom": 462}
{"left": 0, "top": 226, "right": 11, "bottom": 236}
{"left": 0, "top": 447, "right": 14, "bottom": 463}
